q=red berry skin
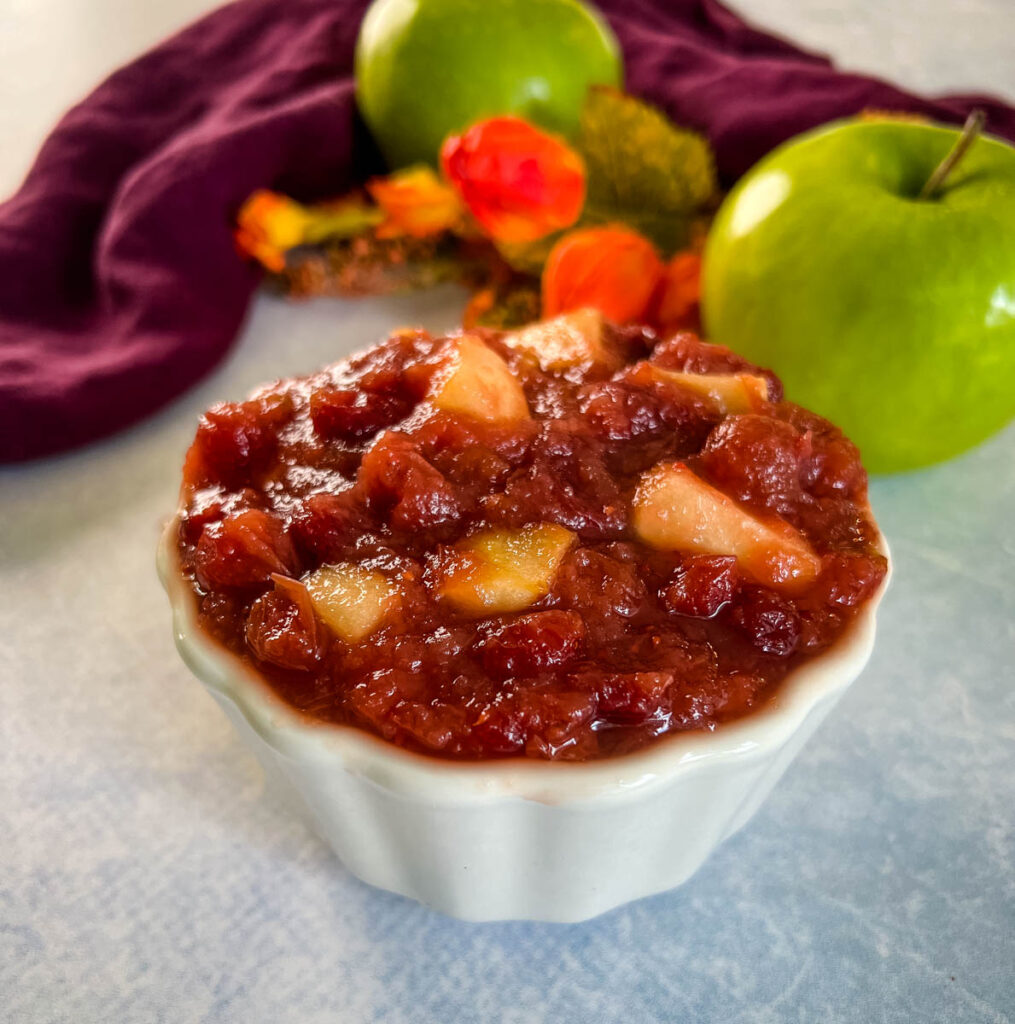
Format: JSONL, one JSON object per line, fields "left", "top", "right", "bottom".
{"left": 730, "top": 587, "right": 801, "bottom": 657}
{"left": 309, "top": 386, "right": 409, "bottom": 441}
{"left": 700, "top": 414, "right": 808, "bottom": 512}
{"left": 477, "top": 611, "right": 586, "bottom": 678}
{"left": 289, "top": 492, "right": 364, "bottom": 563}
{"left": 662, "top": 555, "right": 738, "bottom": 618}
{"left": 194, "top": 509, "right": 297, "bottom": 590}
{"left": 185, "top": 393, "right": 293, "bottom": 488}
{"left": 245, "top": 586, "right": 324, "bottom": 671}
{"left": 358, "top": 432, "right": 462, "bottom": 534}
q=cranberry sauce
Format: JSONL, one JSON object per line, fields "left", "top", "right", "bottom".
{"left": 177, "top": 314, "right": 885, "bottom": 760}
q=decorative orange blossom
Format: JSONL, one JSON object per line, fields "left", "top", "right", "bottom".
{"left": 542, "top": 225, "right": 664, "bottom": 323}
{"left": 441, "top": 116, "right": 586, "bottom": 243}
{"left": 367, "top": 166, "right": 465, "bottom": 238}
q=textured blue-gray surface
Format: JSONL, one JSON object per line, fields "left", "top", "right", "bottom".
{"left": 3, "top": 0, "right": 1015, "bottom": 1017}
{"left": 1, "top": 283, "right": 1013, "bottom": 1024}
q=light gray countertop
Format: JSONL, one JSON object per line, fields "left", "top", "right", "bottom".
{"left": 1, "top": 2, "right": 1013, "bottom": 1021}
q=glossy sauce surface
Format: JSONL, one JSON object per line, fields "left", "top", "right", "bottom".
{"left": 178, "top": 317, "right": 886, "bottom": 760}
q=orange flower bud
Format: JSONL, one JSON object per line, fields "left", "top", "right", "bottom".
{"left": 367, "top": 165, "right": 465, "bottom": 238}
{"left": 542, "top": 226, "right": 664, "bottom": 323}
{"left": 441, "top": 116, "right": 586, "bottom": 243}
{"left": 235, "top": 190, "right": 311, "bottom": 272}
{"left": 653, "top": 250, "right": 702, "bottom": 334}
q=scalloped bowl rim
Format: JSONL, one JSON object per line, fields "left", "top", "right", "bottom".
{"left": 158, "top": 515, "right": 890, "bottom": 806}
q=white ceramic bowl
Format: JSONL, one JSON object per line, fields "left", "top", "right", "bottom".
{"left": 158, "top": 517, "right": 890, "bottom": 923}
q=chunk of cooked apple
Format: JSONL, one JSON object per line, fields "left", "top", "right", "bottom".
{"left": 436, "top": 522, "right": 575, "bottom": 615}
{"left": 631, "top": 362, "right": 769, "bottom": 415}
{"left": 427, "top": 334, "right": 530, "bottom": 423}
{"left": 503, "top": 308, "right": 621, "bottom": 372}
{"left": 632, "top": 462, "right": 820, "bottom": 591}
{"left": 302, "top": 562, "right": 399, "bottom": 643}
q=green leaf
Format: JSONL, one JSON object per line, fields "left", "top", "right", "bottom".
{"left": 467, "top": 281, "right": 541, "bottom": 329}
{"left": 302, "top": 200, "right": 385, "bottom": 244}
{"left": 494, "top": 232, "right": 563, "bottom": 275}
{"left": 577, "top": 86, "right": 718, "bottom": 255}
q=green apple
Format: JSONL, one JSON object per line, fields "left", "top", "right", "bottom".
{"left": 355, "top": 0, "right": 622, "bottom": 169}
{"left": 702, "top": 117, "right": 1015, "bottom": 473}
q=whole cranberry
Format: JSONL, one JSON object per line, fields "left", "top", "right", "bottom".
{"left": 730, "top": 587, "right": 801, "bottom": 657}
{"left": 289, "top": 491, "right": 364, "bottom": 563}
{"left": 701, "top": 414, "right": 808, "bottom": 512}
{"left": 358, "top": 432, "right": 462, "bottom": 533}
{"left": 816, "top": 552, "right": 888, "bottom": 608}
{"left": 662, "top": 555, "right": 737, "bottom": 618}
{"left": 245, "top": 587, "right": 324, "bottom": 671}
{"left": 478, "top": 611, "right": 586, "bottom": 678}
{"left": 194, "top": 509, "right": 297, "bottom": 590}
{"left": 309, "top": 386, "right": 409, "bottom": 440}
{"left": 188, "top": 393, "right": 292, "bottom": 487}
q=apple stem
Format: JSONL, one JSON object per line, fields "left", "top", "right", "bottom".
{"left": 918, "top": 108, "right": 986, "bottom": 200}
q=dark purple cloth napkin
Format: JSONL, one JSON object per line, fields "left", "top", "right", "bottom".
{"left": 2, "top": 0, "right": 1012, "bottom": 462}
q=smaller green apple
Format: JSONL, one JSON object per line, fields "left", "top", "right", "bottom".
{"left": 702, "top": 116, "right": 1015, "bottom": 473}
{"left": 355, "top": 0, "right": 622, "bottom": 169}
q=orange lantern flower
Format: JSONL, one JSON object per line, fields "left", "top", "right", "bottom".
{"left": 367, "top": 165, "right": 465, "bottom": 238}
{"left": 653, "top": 250, "right": 702, "bottom": 334}
{"left": 441, "top": 116, "right": 586, "bottom": 243}
{"left": 542, "top": 225, "right": 664, "bottom": 323}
